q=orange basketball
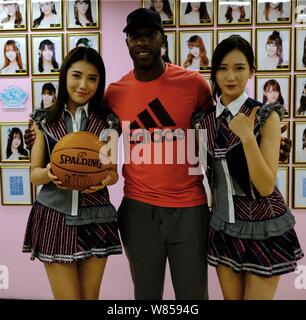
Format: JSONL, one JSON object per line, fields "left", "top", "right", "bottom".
{"left": 50, "top": 132, "right": 111, "bottom": 190}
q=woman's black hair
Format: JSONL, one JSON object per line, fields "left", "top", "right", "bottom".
{"left": 33, "top": 1, "right": 57, "bottom": 28}
{"left": 38, "top": 39, "right": 59, "bottom": 72}
{"left": 6, "top": 127, "right": 28, "bottom": 159}
{"left": 48, "top": 46, "right": 106, "bottom": 123}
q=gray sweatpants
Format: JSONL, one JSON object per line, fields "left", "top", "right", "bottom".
{"left": 118, "top": 197, "right": 210, "bottom": 300}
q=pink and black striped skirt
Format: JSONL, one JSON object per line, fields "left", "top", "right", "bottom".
{"left": 22, "top": 202, "right": 122, "bottom": 263}
{"left": 208, "top": 227, "right": 304, "bottom": 277}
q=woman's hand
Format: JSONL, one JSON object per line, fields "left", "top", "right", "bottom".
{"left": 46, "top": 163, "right": 67, "bottom": 189}
{"left": 81, "top": 169, "right": 119, "bottom": 194}
{"left": 229, "top": 106, "right": 260, "bottom": 143}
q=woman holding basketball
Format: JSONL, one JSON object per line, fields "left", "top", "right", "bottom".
{"left": 22, "top": 47, "right": 122, "bottom": 300}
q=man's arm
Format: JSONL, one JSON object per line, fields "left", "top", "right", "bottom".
{"left": 280, "top": 124, "right": 292, "bottom": 162}
{"left": 24, "top": 119, "right": 36, "bottom": 151}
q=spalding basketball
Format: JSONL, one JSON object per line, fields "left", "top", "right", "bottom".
{"left": 51, "top": 132, "right": 111, "bottom": 190}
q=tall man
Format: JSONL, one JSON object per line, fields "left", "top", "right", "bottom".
{"left": 104, "top": 8, "right": 213, "bottom": 299}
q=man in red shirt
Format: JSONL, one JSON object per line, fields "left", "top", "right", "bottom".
{"left": 104, "top": 8, "right": 213, "bottom": 299}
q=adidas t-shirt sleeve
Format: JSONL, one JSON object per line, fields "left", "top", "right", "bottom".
{"left": 195, "top": 74, "right": 214, "bottom": 113}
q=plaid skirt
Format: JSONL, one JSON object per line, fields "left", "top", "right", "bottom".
{"left": 208, "top": 227, "right": 304, "bottom": 277}
{"left": 22, "top": 202, "right": 122, "bottom": 264}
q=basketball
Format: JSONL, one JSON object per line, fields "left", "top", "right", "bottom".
{"left": 50, "top": 132, "right": 111, "bottom": 190}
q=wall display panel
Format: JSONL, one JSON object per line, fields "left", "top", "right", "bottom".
{"left": 66, "top": 32, "right": 100, "bottom": 53}
{"left": 30, "top": 0, "right": 63, "bottom": 30}
{"left": 294, "top": 121, "right": 306, "bottom": 164}
{"left": 179, "top": 0, "right": 213, "bottom": 27}
{"left": 217, "top": 28, "right": 252, "bottom": 46}
{"left": 294, "top": 74, "right": 306, "bottom": 118}
{"left": 31, "top": 78, "right": 58, "bottom": 111}
{"left": 179, "top": 30, "right": 213, "bottom": 73}
{"left": 295, "top": 28, "right": 306, "bottom": 71}
{"left": 256, "top": 28, "right": 291, "bottom": 72}
{"left": 142, "top": 0, "right": 176, "bottom": 27}
{"left": 0, "top": 0, "right": 27, "bottom": 31}
{"left": 0, "top": 165, "right": 32, "bottom": 205}
{"left": 256, "top": 0, "right": 291, "bottom": 25}
{"left": 293, "top": 167, "right": 306, "bottom": 208}
{"left": 255, "top": 74, "right": 291, "bottom": 117}
{"left": 163, "top": 30, "right": 176, "bottom": 64}
{"left": 66, "top": 0, "right": 100, "bottom": 30}
{"left": 0, "top": 122, "right": 30, "bottom": 162}
{"left": 31, "top": 33, "right": 63, "bottom": 76}
{"left": 217, "top": 0, "right": 252, "bottom": 26}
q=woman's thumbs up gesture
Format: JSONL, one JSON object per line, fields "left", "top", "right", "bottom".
{"left": 229, "top": 106, "right": 260, "bottom": 143}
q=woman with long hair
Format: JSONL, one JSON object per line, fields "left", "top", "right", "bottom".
{"left": 74, "top": 0, "right": 94, "bottom": 27}
{"left": 33, "top": 1, "right": 59, "bottom": 28}
{"left": 6, "top": 127, "right": 28, "bottom": 160}
{"left": 297, "top": 84, "right": 306, "bottom": 116}
{"left": 22, "top": 47, "right": 122, "bottom": 300}
{"left": 1, "top": 1, "right": 23, "bottom": 29}
{"left": 183, "top": 35, "right": 209, "bottom": 71}
{"left": 0, "top": 39, "right": 23, "bottom": 74}
{"left": 183, "top": 2, "right": 210, "bottom": 24}
{"left": 38, "top": 39, "right": 59, "bottom": 73}
{"left": 40, "top": 82, "right": 56, "bottom": 109}
{"left": 150, "top": 0, "right": 173, "bottom": 22}
{"left": 224, "top": 1, "right": 246, "bottom": 23}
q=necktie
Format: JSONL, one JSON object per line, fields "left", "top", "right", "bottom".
{"left": 80, "top": 108, "right": 88, "bottom": 131}
{"left": 215, "top": 108, "right": 231, "bottom": 151}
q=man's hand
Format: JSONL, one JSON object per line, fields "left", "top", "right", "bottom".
{"left": 24, "top": 119, "right": 36, "bottom": 151}
{"left": 280, "top": 124, "right": 292, "bottom": 162}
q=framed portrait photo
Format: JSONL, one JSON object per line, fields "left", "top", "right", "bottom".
{"left": 256, "top": 28, "right": 291, "bottom": 72}
{"left": 163, "top": 31, "right": 176, "bottom": 64}
{"left": 294, "top": 74, "right": 306, "bottom": 118}
{"left": 66, "top": 32, "right": 100, "bottom": 54}
{"left": 255, "top": 75, "right": 291, "bottom": 117}
{"left": 217, "top": 0, "right": 252, "bottom": 26}
{"left": 66, "top": 0, "right": 99, "bottom": 30}
{"left": 0, "top": 122, "right": 30, "bottom": 162}
{"left": 296, "top": 0, "right": 306, "bottom": 24}
{"left": 217, "top": 29, "right": 252, "bottom": 46}
{"left": 294, "top": 121, "right": 306, "bottom": 164}
{"left": 0, "top": 165, "right": 32, "bottom": 205}
{"left": 276, "top": 166, "right": 289, "bottom": 206}
{"left": 256, "top": 0, "right": 291, "bottom": 24}
{"left": 142, "top": 0, "right": 176, "bottom": 27}
{"left": 30, "top": 0, "right": 62, "bottom": 30}
{"left": 179, "top": 30, "right": 213, "bottom": 73}
{"left": 179, "top": 0, "right": 213, "bottom": 26}
{"left": 295, "top": 28, "right": 306, "bottom": 71}
{"left": 0, "top": 34, "right": 28, "bottom": 76}
{"left": 31, "top": 34, "right": 63, "bottom": 76}
{"left": 0, "top": 0, "right": 27, "bottom": 31}
{"left": 31, "top": 78, "right": 58, "bottom": 110}
{"left": 293, "top": 167, "right": 306, "bottom": 208}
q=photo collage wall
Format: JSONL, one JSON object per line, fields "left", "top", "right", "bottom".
{"left": 0, "top": 0, "right": 306, "bottom": 208}
{"left": 0, "top": 0, "right": 101, "bottom": 205}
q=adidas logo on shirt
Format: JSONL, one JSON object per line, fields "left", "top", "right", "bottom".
{"left": 128, "top": 98, "right": 185, "bottom": 144}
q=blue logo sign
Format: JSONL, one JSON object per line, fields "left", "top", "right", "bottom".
{"left": 0, "top": 86, "right": 28, "bottom": 108}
